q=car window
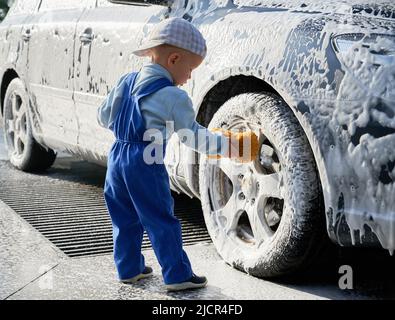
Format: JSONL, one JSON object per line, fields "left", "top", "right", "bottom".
{"left": 39, "top": 0, "right": 96, "bottom": 12}
{"left": 96, "top": 0, "right": 121, "bottom": 8}
{"left": 97, "top": 0, "right": 159, "bottom": 7}
{"left": 6, "top": 0, "right": 40, "bottom": 16}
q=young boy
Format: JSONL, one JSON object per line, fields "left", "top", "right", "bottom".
{"left": 98, "top": 18, "right": 258, "bottom": 291}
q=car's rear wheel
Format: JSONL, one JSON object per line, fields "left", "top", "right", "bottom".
{"left": 2, "top": 78, "right": 56, "bottom": 171}
{"left": 199, "top": 92, "right": 325, "bottom": 278}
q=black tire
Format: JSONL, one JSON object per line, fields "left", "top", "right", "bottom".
{"left": 199, "top": 92, "right": 325, "bottom": 278}
{"left": 2, "top": 78, "right": 56, "bottom": 172}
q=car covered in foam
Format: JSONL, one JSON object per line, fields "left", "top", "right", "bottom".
{"left": 0, "top": 0, "right": 394, "bottom": 277}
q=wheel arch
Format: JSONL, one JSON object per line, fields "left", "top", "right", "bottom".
{"left": 185, "top": 73, "right": 330, "bottom": 233}
{"left": 0, "top": 68, "right": 19, "bottom": 117}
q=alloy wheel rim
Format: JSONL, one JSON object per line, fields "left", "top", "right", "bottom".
{"left": 208, "top": 118, "right": 285, "bottom": 249}
{"left": 5, "top": 91, "right": 28, "bottom": 160}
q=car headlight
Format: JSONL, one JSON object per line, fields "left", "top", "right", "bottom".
{"left": 331, "top": 33, "right": 395, "bottom": 99}
{"left": 333, "top": 33, "right": 395, "bottom": 66}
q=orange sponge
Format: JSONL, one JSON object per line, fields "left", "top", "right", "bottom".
{"left": 208, "top": 128, "right": 260, "bottom": 162}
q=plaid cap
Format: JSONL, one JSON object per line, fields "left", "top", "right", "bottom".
{"left": 132, "top": 18, "right": 207, "bottom": 58}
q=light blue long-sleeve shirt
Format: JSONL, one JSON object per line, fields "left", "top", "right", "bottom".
{"left": 97, "top": 62, "right": 229, "bottom": 156}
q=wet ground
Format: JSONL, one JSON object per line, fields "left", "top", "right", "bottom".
{"left": 0, "top": 130, "right": 394, "bottom": 300}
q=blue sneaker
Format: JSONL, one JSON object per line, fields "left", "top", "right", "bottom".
{"left": 120, "top": 266, "right": 153, "bottom": 284}
{"left": 165, "top": 274, "right": 208, "bottom": 291}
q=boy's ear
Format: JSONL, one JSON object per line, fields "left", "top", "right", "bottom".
{"left": 168, "top": 52, "right": 181, "bottom": 65}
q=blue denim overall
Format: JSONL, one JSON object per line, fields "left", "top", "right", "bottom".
{"left": 104, "top": 72, "right": 193, "bottom": 284}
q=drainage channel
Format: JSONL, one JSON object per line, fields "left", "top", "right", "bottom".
{"left": 0, "top": 158, "right": 211, "bottom": 258}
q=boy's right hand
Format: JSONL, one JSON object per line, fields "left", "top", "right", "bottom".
{"left": 208, "top": 128, "right": 260, "bottom": 163}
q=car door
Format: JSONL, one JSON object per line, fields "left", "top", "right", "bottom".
{"left": 73, "top": 0, "right": 169, "bottom": 161}
{"left": 27, "top": 0, "right": 95, "bottom": 151}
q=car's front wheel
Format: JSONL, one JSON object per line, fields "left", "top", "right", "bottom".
{"left": 2, "top": 78, "right": 56, "bottom": 171}
{"left": 199, "top": 92, "right": 325, "bottom": 278}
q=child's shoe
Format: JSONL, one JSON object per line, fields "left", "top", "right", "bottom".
{"left": 120, "top": 266, "right": 153, "bottom": 284}
{"left": 165, "top": 274, "right": 208, "bottom": 291}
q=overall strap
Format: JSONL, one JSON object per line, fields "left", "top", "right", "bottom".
{"left": 109, "top": 72, "right": 138, "bottom": 132}
{"left": 121, "top": 76, "right": 173, "bottom": 142}
{"left": 133, "top": 77, "right": 174, "bottom": 101}
{"left": 125, "top": 72, "right": 139, "bottom": 91}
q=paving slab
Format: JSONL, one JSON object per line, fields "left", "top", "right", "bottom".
{"left": 6, "top": 237, "right": 357, "bottom": 300}
{"left": 0, "top": 200, "right": 64, "bottom": 300}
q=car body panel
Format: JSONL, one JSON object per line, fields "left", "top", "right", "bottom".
{"left": 173, "top": 0, "right": 395, "bottom": 253}
{"left": 73, "top": 0, "right": 166, "bottom": 161}
{"left": 26, "top": 1, "right": 91, "bottom": 149}
{"left": 0, "top": 1, "right": 40, "bottom": 90}
{"left": 0, "top": 0, "right": 394, "bottom": 252}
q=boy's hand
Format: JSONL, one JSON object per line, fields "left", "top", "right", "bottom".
{"left": 208, "top": 128, "right": 260, "bottom": 163}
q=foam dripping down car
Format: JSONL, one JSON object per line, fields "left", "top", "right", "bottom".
{"left": 0, "top": 0, "right": 394, "bottom": 278}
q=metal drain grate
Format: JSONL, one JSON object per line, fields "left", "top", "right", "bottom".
{"left": 0, "top": 159, "right": 211, "bottom": 257}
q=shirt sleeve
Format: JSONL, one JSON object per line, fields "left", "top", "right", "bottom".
{"left": 170, "top": 90, "right": 229, "bottom": 156}
{"left": 97, "top": 73, "right": 129, "bottom": 129}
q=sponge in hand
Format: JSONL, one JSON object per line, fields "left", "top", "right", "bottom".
{"left": 208, "top": 128, "right": 260, "bottom": 162}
